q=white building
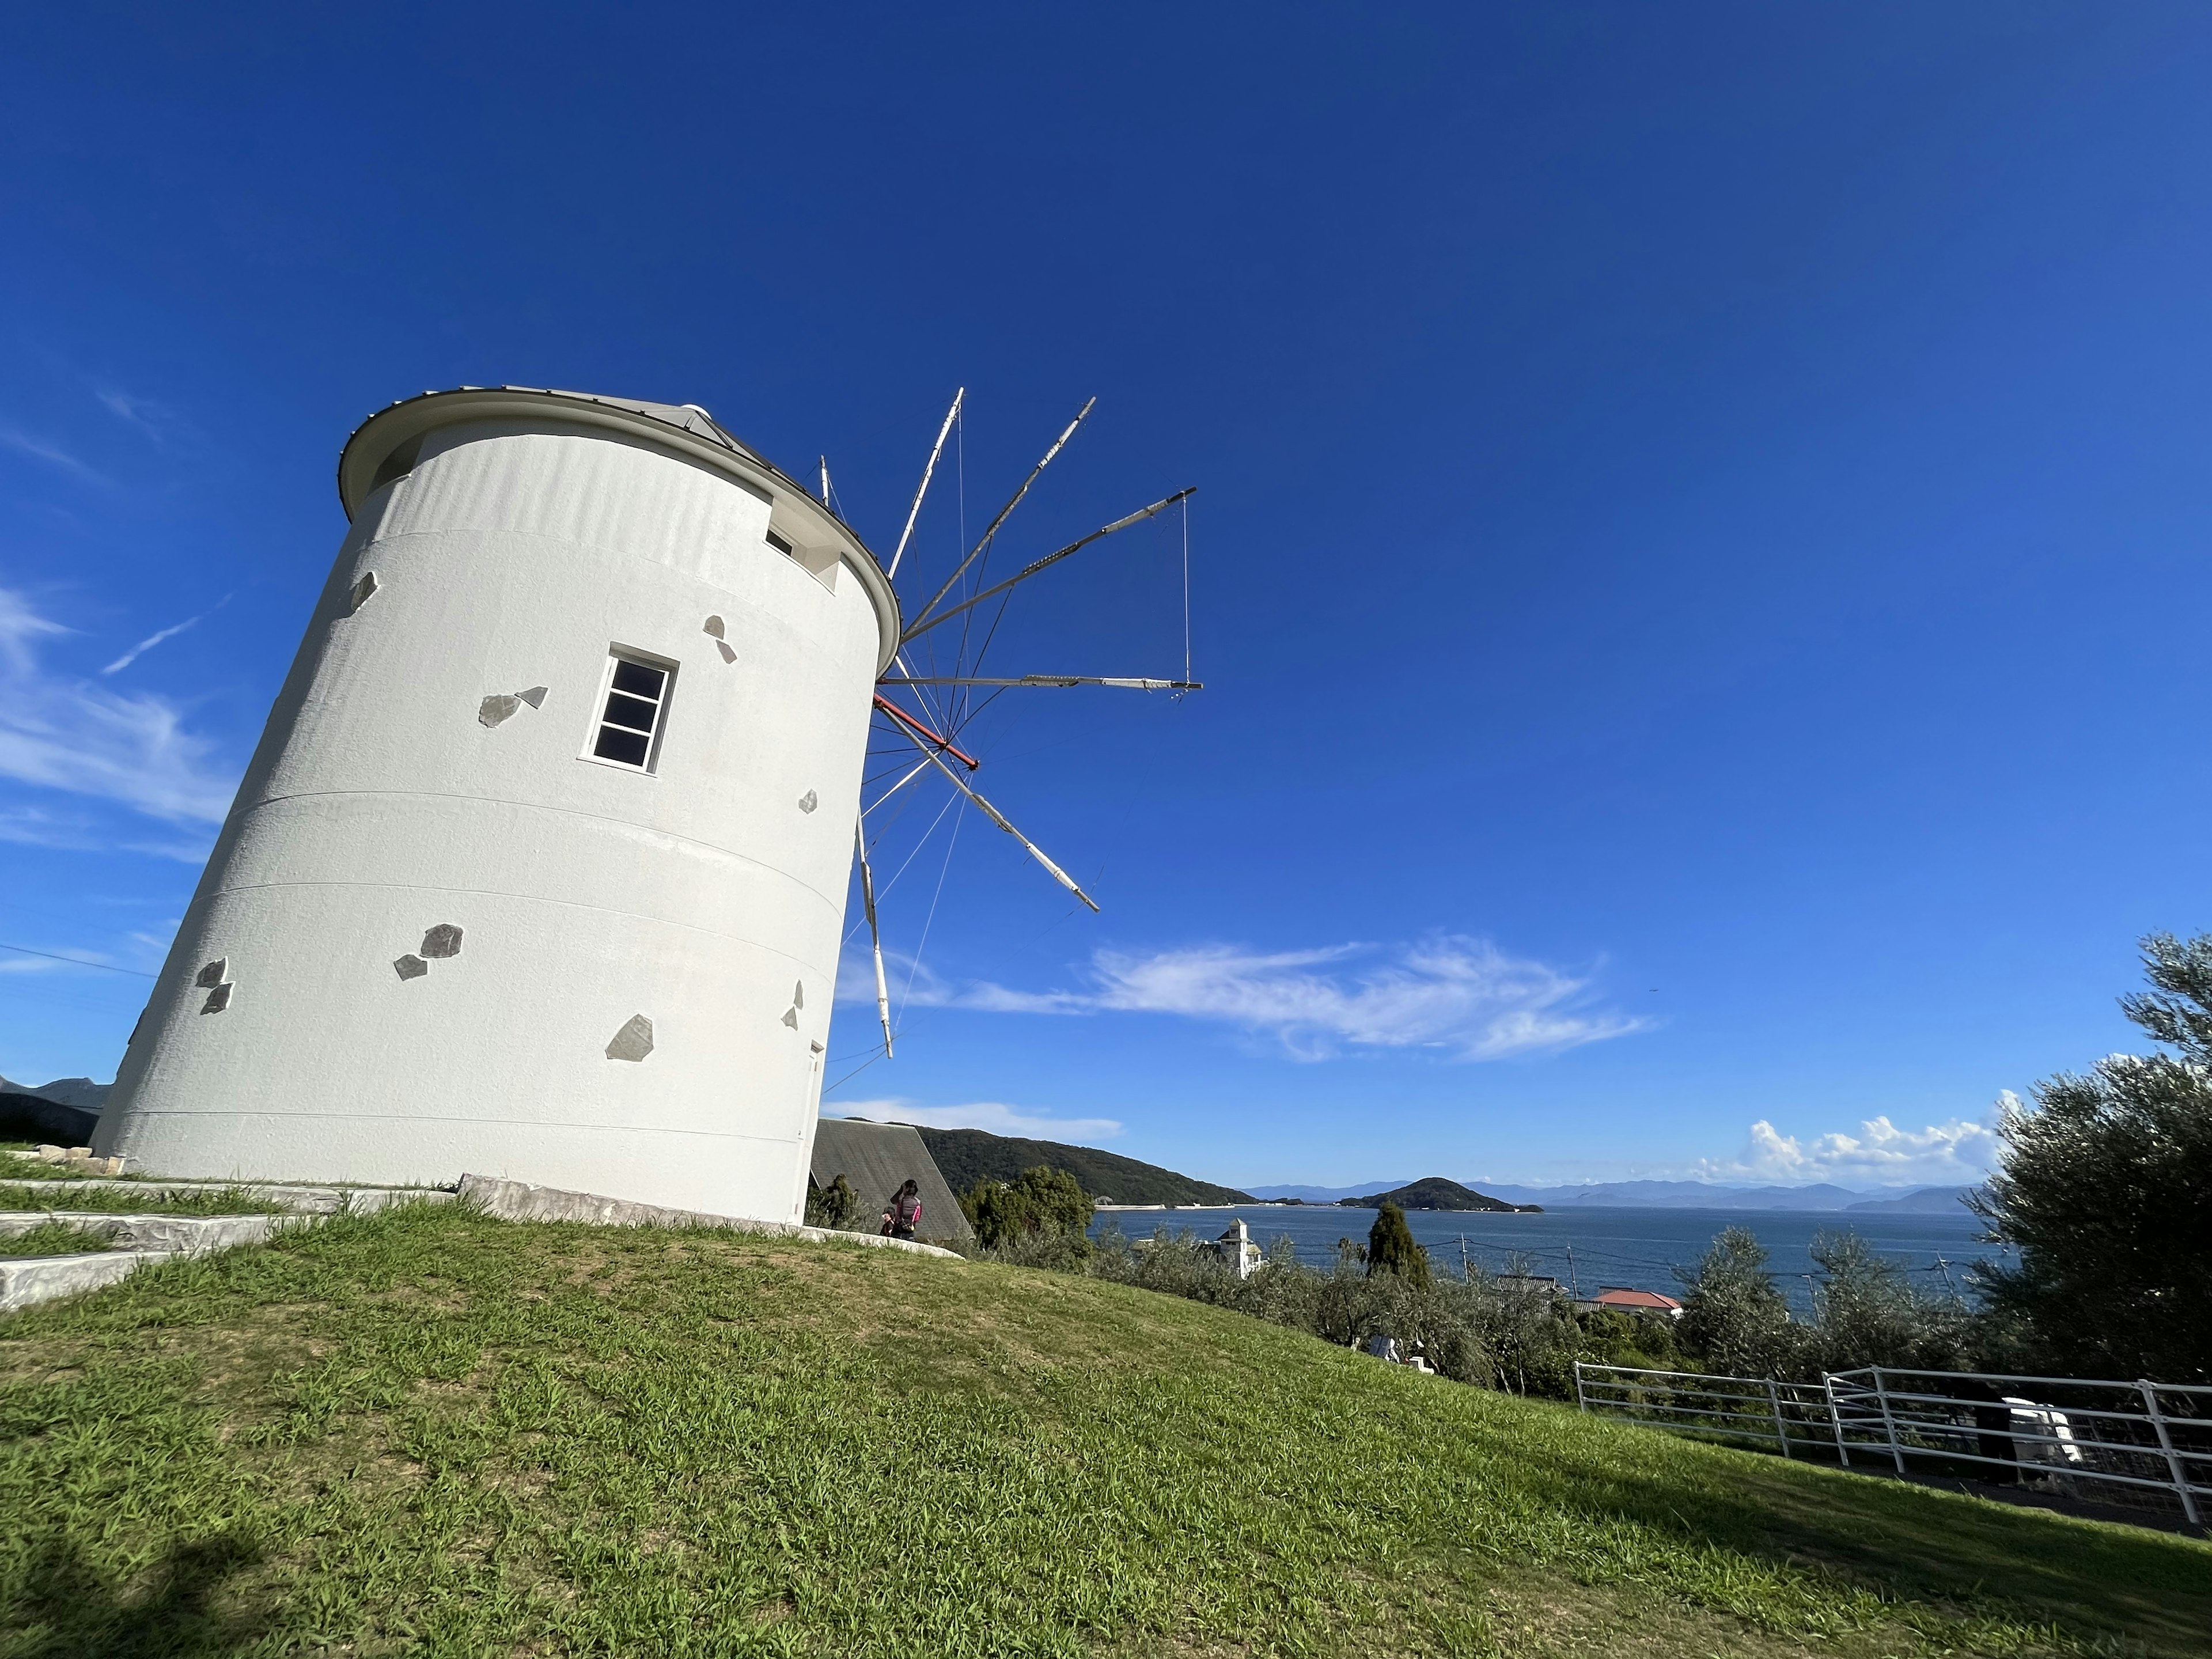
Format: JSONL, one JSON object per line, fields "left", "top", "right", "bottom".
{"left": 94, "top": 388, "right": 899, "bottom": 1222}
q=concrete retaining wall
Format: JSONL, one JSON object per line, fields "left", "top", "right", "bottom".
{"left": 457, "top": 1174, "right": 959, "bottom": 1259}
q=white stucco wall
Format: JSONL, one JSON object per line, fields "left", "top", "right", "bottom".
{"left": 95, "top": 403, "right": 888, "bottom": 1221}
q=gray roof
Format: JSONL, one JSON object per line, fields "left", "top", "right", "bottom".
{"left": 528, "top": 389, "right": 767, "bottom": 465}
{"left": 810, "top": 1118, "right": 974, "bottom": 1245}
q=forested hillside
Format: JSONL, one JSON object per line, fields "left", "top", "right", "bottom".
{"left": 910, "top": 1125, "right": 1253, "bottom": 1206}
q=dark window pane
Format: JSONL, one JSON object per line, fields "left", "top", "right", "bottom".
{"left": 611, "top": 660, "right": 665, "bottom": 699}
{"left": 601, "top": 692, "right": 659, "bottom": 733}
{"left": 593, "top": 725, "right": 651, "bottom": 766}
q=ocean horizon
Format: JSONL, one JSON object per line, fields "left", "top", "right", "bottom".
{"left": 1090, "top": 1202, "right": 1995, "bottom": 1314}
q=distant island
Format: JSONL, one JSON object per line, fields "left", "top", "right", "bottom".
{"left": 1338, "top": 1176, "right": 1541, "bottom": 1213}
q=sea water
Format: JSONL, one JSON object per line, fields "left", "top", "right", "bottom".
{"left": 1089, "top": 1203, "right": 1997, "bottom": 1313}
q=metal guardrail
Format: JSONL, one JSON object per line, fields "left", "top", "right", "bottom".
{"left": 1575, "top": 1361, "right": 2210, "bottom": 1529}
{"left": 1573, "top": 1363, "right": 1840, "bottom": 1459}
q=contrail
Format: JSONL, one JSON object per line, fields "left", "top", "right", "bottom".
{"left": 103, "top": 592, "right": 232, "bottom": 674}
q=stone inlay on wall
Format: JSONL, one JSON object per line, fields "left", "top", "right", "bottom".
{"left": 347, "top": 571, "right": 379, "bottom": 612}
{"left": 195, "top": 957, "right": 234, "bottom": 1014}
{"left": 703, "top": 615, "right": 736, "bottom": 663}
{"left": 606, "top": 1014, "right": 655, "bottom": 1062}
{"left": 478, "top": 687, "right": 548, "bottom": 728}
{"left": 419, "top": 924, "right": 463, "bottom": 959}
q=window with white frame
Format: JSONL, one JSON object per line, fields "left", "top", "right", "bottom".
{"left": 590, "top": 653, "right": 673, "bottom": 770}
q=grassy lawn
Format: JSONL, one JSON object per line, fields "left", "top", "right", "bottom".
{"left": 1, "top": 1203, "right": 2206, "bottom": 1657}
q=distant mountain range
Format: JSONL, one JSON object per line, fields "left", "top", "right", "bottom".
{"left": 1334, "top": 1177, "right": 1539, "bottom": 1213}
{"left": 0, "top": 1075, "right": 111, "bottom": 1113}
{"left": 1839, "top": 1186, "right": 1978, "bottom": 1215}
{"left": 1251, "top": 1175, "right": 1974, "bottom": 1214}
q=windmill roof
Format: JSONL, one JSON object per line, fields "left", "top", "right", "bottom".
{"left": 335, "top": 385, "right": 902, "bottom": 674}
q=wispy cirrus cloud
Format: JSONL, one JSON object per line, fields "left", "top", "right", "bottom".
{"left": 0, "top": 587, "right": 237, "bottom": 827}
{"left": 95, "top": 388, "right": 186, "bottom": 447}
{"left": 844, "top": 934, "right": 1649, "bottom": 1062}
{"left": 826, "top": 1099, "right": 1124, "bottom": 1142}
{"left": 1691, "top": 1103, "right": 2005, "bottom": 1188}
{"left": 0, "top": 426, "right": 107, "bottom": 486}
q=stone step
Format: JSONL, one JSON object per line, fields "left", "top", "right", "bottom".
{"left": 0, "top": 1206, "right": 355, "bottom": 1315}
{"left": 0, "top": 1249, "right": 179, "bottom": 1314}
{"left": 0, "top": 1211, "right": 308, "bottom": 1253}
{"left": 0, "top": 1180, "right": 456, "bottom": 1215}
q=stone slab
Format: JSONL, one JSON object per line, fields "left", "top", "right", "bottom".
{"left": 0, "top": 1212, "right": 307, "bottom": 1253}
{"left": 457, "top": 1174, "right": 960, "bottom": 1259}
{"left": 0, "top": 1180, "right": 456, "bottom": 1215}
{"left": 0, "top": 1249, "right": 178, "bottom": 1313}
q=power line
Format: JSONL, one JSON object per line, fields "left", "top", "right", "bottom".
{"left": 0, "top": 942, "right": 156, "bottom": 978}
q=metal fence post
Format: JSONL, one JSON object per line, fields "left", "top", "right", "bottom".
{"left": 1824, "top": 1374, "right": 1851, "bottom": 1468}
{"left": 1574, "top": 1361, "right": 1588, "bottom": 1414}
{"left": 1767, "top": 1378, "right": 1790, "bottom": 1457}
{"left": 1872, "top": 1367, "right": 1907, "bottom": 1475}
{"left": 2140, "top": 1380, "right": 2202, "bottom": 1529}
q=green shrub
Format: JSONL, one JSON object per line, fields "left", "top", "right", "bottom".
{"left": 803, "top": 1174, "right": 861, "bottom": 1230}
{"left": 963, "top": 1165, "right": 1093, "bottom": 1252}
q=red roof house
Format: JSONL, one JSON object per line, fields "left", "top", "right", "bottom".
{"left": 1588, "top": 1286, "right": 1683, "bottom": 1317}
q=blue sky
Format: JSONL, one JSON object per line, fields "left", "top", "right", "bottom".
{"left": 5, "top": 5, "right": 2211, "bottom": 1191}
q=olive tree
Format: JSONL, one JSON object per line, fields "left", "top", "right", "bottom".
{"left": 1971, "top": 933, "right": 2212, "bottom": 1382}
{"left": 1676, "top": 1226, "right": 1800, "bottom": 1377}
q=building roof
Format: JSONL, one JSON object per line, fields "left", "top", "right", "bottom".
{"left": 810, "top": 1118, "right": 974, "bottom": 1245}
{"left": 335, "top": 386, "right": 903, "bottom": 673}
{"left": 1589, "top": 1287, "right": 1683, "bottom": 1312}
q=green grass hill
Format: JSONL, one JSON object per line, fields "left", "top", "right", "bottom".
{"left": 3, "top": 1203, "right": 2209, "bottom": 1656}
{"left": 907, "top": 1123, "right": 1253, "bottom": 1206}
{"left": 1340, "top": 1175, "right": 1540, "bottom": 1212}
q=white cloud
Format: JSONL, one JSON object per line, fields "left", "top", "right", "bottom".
{"left": 0, "top": 587, "right": 238, "bottom": 825}
{"left": 845, "top": 934, "right": 1649, "bottom": 1062}
{"left": 1693, "top": 1102, "right": 2006, "bottom": 1187}
{"left": 827, "top": 1098, "right": 1124, "bottom": 1142}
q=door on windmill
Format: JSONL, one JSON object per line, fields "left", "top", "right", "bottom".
{"left": 588, "top": 652, "right": 675, "bottom": 771}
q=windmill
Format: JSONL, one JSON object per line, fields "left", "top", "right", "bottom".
{"left": 839, "top": 389, "right": 1199, "bottom": 1062}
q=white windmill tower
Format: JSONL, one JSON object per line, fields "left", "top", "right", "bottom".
{"left": 93, "top": 385, "right": 1194, "bottom": 1224}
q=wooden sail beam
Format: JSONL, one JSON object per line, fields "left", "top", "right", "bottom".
{"left": 908, "top": 397, "right": 1096, "bottom": 632}
{"left": 901, "top": 488, "right": 1196, "bottom": 643}
{"left": 872, "top": 694, "right": 982, "bottom": 771}
{"left": 887, "top": 388, "right": 963, "bottom": 581}
{"left": 854, "top": 820, "right": 894, "bottom": 1057}
{"left": 897, "top": 731, "right": 1101, "bottom": 913}
{"left": 880, "top": 675, "right": 1203, "bottom": 691}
